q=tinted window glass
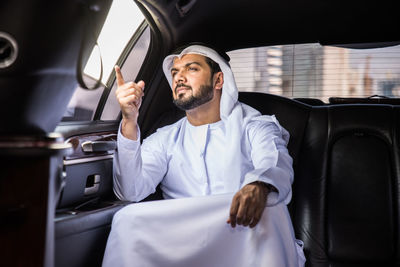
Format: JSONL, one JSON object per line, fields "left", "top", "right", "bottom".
{"left": 101, "top": 27, "right": 151, "bottom": 121}
{"left": 228, "top": 44, "right": 400, "bottom": 103}
{"left": 62, "top": 77, "right": 105, "bottom": 121}
{"left": 61, "top": 0, "right": 145, "bottom": 121}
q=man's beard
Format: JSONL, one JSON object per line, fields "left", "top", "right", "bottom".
{"left": 173, "top": 83, "right": 214, "bottom": 111}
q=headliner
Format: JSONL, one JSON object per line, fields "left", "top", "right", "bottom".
{"left": 137, "top": 0, "right": 400, "bottom": 52}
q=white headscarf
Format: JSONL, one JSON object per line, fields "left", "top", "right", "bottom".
{"left": 163, "top": 45, "right": 240, "bottom": 121}
{"left": 162, "top": 45, "right": 289, "bottom": 192}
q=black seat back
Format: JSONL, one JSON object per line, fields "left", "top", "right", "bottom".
{"left": 240, "top": 92, "right": 400, "bottom": 266}
{"left": 292, "top": 104, "right": 400, "bottom": 266}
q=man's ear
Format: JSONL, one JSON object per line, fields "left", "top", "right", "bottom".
{"left": 214, "top": 72, "right": 224, "bottom": 90}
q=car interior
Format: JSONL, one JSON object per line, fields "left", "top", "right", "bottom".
{"left": 1, "top": 0, "right": 399, "bottom": 266}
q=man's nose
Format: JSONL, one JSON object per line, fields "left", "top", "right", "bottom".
{"left": 174, "top": 70, "right": 186, "bottom": 83}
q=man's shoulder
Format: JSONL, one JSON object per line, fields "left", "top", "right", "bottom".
{"left": 245, "top": 114, "right": 290, "bottom": 143}
{"left": 155, "top": 117, "right": 186, "bottom": 133}
{"left": 142, "top": 117, "right": 186, "bottom": 147}
{"left": 245, "top": 114, "right": 278, "bottom": 129}
{"left": 146, "top": 117, "right": 186, "bottom": 141}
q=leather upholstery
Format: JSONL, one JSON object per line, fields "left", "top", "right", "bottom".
{"left": 239, "top": 93, "right": 400, "bottom": 267}
{"left": 299, "top": 107, "right": 398, "bottom": 266}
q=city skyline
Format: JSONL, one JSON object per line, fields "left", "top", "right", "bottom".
{"left": 228, "top": 43, "right": 400, "bottom": 102}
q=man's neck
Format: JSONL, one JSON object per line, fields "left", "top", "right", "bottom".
{"left": 186, "top": 94, "right": 221, "bottom": 126}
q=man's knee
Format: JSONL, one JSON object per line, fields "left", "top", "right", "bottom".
{"left": 112, "top": 205, "right": 136, "bottom": 227}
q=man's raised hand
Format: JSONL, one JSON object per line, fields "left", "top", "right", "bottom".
{"left": 115, "top": 65, "right": 145, "bottom": 140}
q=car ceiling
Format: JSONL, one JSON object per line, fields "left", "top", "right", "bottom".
{"left": 138, "top": 0, "right": 400, "bottom": 52}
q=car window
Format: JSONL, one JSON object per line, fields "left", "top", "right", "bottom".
{"left": 228, "top": 44, "right": 400, "bottom": 103}
{"left": 61, "top": 0, "right": 146, "bottom": 122}
{"left": 101, "top": 27, "right": 150, "bottom": 121}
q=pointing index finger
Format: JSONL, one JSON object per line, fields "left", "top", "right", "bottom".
{"left": 115, "top": 65, "right": 125, "bottom": 87}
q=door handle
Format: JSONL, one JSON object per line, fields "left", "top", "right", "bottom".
{"left": 81, "top": 140, "right": 116, "bottom": 152}
{"left": 84, "top": 174, "right": 101, "bottom": 195}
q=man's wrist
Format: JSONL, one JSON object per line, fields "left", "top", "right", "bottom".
{"left": 121, "top": 119, "right": 138, "bottom": 140}
{"left": 253, "top": 181, "right": 276, "bottom": 194}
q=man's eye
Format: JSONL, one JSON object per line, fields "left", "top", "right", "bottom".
{"left": 189, "top": 67, "right": 198, "bottom": 71}
{"left": 171, "top": 72, "right": 177, "bottom": 77}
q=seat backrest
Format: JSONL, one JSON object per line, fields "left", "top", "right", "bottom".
{"left": 330, "top": 96, "right": 400, "bottom": 105}
{"left": 239, "top": 92, "right": 400, "bottom": 266}
{"left": 292, "top": 104, "right": 400, "bottom": 266}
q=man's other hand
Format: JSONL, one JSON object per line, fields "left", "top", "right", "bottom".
{"left": 227, "top": 182, "right": 270, "bottom": 228}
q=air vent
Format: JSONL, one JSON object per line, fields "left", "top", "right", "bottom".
{"left": 0, "top": 32, "right": 18, "bottom": 69}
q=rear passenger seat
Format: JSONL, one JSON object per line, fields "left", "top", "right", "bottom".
{"left": 239, "top": 92, "right": 400, "bottom": 267}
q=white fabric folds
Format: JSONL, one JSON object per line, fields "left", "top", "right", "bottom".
{"left": 102, "top": 193, "right": 305, "bottom": 267}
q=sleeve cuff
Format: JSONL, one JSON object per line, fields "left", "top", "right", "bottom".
{"left": 117, "top": 122, "right": 141, "bottom": 150}
{"left": 241, "top": 170, "right": 290, "bottom": 207}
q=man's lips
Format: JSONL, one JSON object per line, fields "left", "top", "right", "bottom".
{"left": 175, "top": 85, "right": 191, "bottom": 95}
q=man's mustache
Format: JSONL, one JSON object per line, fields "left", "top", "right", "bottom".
{"left": 175, "top": 83, "right": 192, "bottom": 94}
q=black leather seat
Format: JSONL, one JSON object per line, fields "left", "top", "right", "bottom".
{"left": 239, "top": 92, "right": 400, "bottom": 267}
{"left": 293, "top": 105, "right": 400, "bottom": 267}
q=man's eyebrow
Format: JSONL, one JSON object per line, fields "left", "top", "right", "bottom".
{"left": 171, "top": 61, "right": 202, "bottom": 73}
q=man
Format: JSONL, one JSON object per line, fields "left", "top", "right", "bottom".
{"left": 102, "top": 44, "right": 305, "bottom": 267}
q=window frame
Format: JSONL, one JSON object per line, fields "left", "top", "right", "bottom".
{"left": 55, "top": 21, "right": 152, "bottom": 136}
{"left": 57, "top": 20, "right": 150, "bottom": 127}
{"left": 93, "top": 20, "right": 150, "bottom": 121}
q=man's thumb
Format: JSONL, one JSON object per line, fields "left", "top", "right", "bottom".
{"left": 137, "top": 80, "right": 145, "bottom": 91}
